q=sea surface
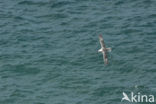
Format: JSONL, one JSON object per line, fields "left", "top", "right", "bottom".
{"left": 0, "top": 0, "right": 156, "bottom": 104}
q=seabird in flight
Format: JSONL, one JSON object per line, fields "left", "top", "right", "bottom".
{"left": 98, "top": 35, "right": 111, "bottom": 65}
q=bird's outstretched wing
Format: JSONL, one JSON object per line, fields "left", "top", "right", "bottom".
{"left": 99, "top": 35, "right": 106, "bottom": 49}
{"left": 102, "top": 52, "right": 108, "bottom": 65}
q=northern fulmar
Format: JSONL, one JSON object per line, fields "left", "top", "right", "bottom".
{"left": 98, "top": 35, "right": 111, "bottom": 65}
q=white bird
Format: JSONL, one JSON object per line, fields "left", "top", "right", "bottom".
{"left": 98, "top": 35, "right": 111, "bottom": 65}
{"left": 121, "top": 92, "right": 131, "bottom": 102}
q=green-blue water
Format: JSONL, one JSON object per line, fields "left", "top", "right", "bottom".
{"left": 0, "top": 0, "right": 156, "bottom": 104}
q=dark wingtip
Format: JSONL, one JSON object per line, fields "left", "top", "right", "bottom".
{"left": 99, "top": 34, "right": 102, "bottom": 37}
{"left": 99, "top": 35, "right": 104, "bottom": 40}
{"left": 99, "top": 34, "right": 103, "bottom": 38}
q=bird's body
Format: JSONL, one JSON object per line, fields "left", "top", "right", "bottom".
{"left": 98, "top": 35, "right": 111, "bottom": 65}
